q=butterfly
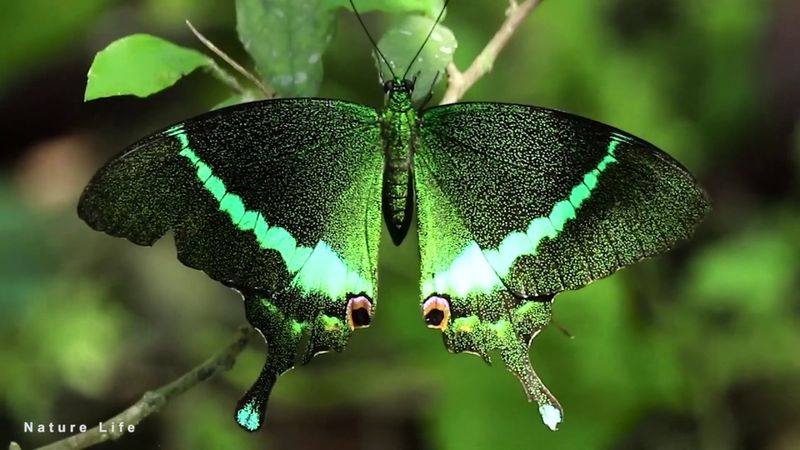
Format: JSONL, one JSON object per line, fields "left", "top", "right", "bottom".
{"left": 77, "top": 1, "right": 709, "bottom": 434}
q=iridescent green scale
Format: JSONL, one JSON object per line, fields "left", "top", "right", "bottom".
{"left": 79, "top": 75, "right": 708, "bottom": 431}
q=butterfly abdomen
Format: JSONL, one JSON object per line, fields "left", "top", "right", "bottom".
{"left": 380, "top": 107, "right": 417, "bottom": 245}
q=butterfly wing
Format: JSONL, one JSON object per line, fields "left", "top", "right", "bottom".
{"left": 78, "top": 99, "right": 384, "bottom": 431}
{"left": 415, "top": 102, "right": 709, "bottom": 429}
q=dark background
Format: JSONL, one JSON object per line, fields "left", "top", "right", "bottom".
{"left": 1, "top": 0, "right": 799, "bottom": 449}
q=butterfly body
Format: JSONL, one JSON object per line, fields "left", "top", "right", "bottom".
{"left": 380, "top": 79, "right": 419, "bottom": 244}
{"left": 79, "top": 73, "right": 708, "bottom": 432}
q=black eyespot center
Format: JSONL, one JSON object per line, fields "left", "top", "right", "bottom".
{"left": 351, "top": 307, "right": 371, "bottom": 327}
{"left": 425, "top": 308, "right": 445, "bottom": 326}
{"left": 422, "top": 295, "right": 451, "bottom": 331}
{"left": 346, "top": 295, "right": 373, "bottom": 330}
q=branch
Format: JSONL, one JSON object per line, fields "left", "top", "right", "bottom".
{"left": 440, "top": 0, "right": 544, "bottom": 104}
{"left": 11, "top": 325, "right": 256, "bottom": 450}
{"left": 205, "top": 60, "right": 252, "bottom": 98}
{"left": 186, "top": 20, "right": 275, "bottom": 99}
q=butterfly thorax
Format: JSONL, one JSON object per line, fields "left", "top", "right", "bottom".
{"left": 379, "top": 85, "right": 418, "bottom": 245}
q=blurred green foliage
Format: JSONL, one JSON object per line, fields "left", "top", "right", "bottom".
{"left": 2, "top": 0, "right": 799, "bottom": 449}
{"left": 0, "top": 0, "right": 112, "bottom": 88}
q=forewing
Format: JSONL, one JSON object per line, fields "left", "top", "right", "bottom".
{"left": 414, "top": 102, "right": 709, "bottom": 429}
{"left": 78, "top": 98, "right": 383, "bottom": 430}
{"left": 418, "top": 102, "right": 708, "bottom": 297}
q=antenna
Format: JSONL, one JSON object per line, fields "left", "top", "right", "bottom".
{"left": 349, "top": 0, "right": 398, "bottom": 80}
{"left": 402, "top": 0, "right": 450, "bottom": 80}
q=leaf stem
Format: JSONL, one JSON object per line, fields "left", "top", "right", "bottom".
{"left": 205, "top": 59, "right": 252, "bottom": 98}
{"left": 186, "top": 20, "right": 274, "bottom": 99}
{"left": 14, "top": 326, "right": 256, "bottom": 450}
{"left": 440, "top": 0, "right": 544, "bottom": 104}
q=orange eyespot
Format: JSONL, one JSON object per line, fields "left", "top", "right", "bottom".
{"left": 347, "top": 295, "right": 373, "bottom": 330}
{"left": 422, "top": 296, "right": 451, "bottom": 331}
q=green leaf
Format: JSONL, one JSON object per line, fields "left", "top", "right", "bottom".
{"left": 327, "top": 0, "right": 444, "bottom": 17}
{"left": 236, "top": 0, "right": 334, "bottom": 97}
{"left": 377, "top": 16, "right": 456, "bottom": 101}
{"left": 85, "top": 34, "right": 211, "bottom": 101}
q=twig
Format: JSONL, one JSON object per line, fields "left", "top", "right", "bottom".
{"left": 205, "top": 60, "right": 250, "bottom": 98}
{"left": 21, "top": 325, "right": 256, "bottom": 450}
{"left": 186, "top": 20, "right": 274, "bottom": 99}
{"left": 440, "top": 0, "right": 544, "bottom": 104}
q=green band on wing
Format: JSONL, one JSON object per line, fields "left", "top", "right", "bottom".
{"left": 166, "top": 125, "right": 372, "bottom": 299}
{"left": 422, "top": 138, "right": 622, "bottom": 298}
